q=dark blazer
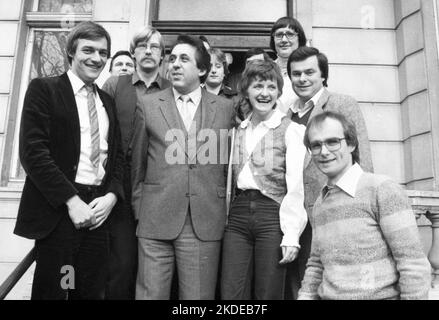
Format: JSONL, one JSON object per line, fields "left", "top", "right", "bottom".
{"left": 289, "top": 88, "right": 374, "bottom": 215}
{"left": 131, "top": 87, "right": 234, "bottom": 241}
{"left": 14, "top": 72, "right": 125, "bottom": 240}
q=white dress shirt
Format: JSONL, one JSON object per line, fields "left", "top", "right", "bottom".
{"left": 290, "top": 86, "right": 325, "bottom": 118}
{"left": 173, "top": 87, "right": 202, "bottom": 130}
{"left": 68, "top": 70, "right": 109, "bottom": 185}
{"left": 237, "top": 108, "right": 308, "bottom": 247}
{"left": 275, "top": 58, "right": 299, "bottom": 114}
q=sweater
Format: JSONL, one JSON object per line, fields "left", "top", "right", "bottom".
{"left": 298, "top": 166, "right": 431, "bottom": 300}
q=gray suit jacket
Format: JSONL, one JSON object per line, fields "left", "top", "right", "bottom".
{"left": 130, "top": 87, "right": 234, "bottom": 241}
{"left": 291, "top": 88, "right": 374, "bottom": 215}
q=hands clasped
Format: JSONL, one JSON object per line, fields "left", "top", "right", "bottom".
{"left": 67, "top": 193, "right": 117, "bottom": 230}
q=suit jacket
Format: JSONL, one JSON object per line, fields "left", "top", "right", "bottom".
{"left": 289, "top": 88, "right": 374, "bottom": 215}
{"left": 14, "top": 72, "right": 125, "bottom": 240}
{"left": 131, "top": 87, "right": 234, "bottom": 241}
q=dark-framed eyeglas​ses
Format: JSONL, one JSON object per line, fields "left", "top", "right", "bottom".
{"left": 274, "top": 31, "right": 298, "bottom": 40}
{"left": 309, "top": 138, "right": 346, "bottom": 155}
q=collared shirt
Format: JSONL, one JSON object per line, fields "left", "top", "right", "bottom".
{"left": 173, "top": 86, "right": 202, "bottom": 128}
{"left": 238, "top": 108, "right": 308, "bottom": 247}
{"left": 322, "top": 163, "right": 364, "bottom": 199}
{"left": 102, "top": 71, "right": 171, "bottom": 100}
{"left": 68, "top": 70, "right": 109, "bottom": 185}
{"left": 291, "top": 86, "right": 325, "bottom": 118}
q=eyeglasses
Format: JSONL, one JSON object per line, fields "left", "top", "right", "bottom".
{"left": 309, "top": 138, "right": 346, "bottom": 155}
{"left": 274, "top": 31, "right": 298, "bottom": 40}
{"left": 135, "top": 42, "right": 161, "bottom": 53}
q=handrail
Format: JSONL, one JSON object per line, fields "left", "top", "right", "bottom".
{"left": 0, "top": 247, "right": 36, "bottom": 300}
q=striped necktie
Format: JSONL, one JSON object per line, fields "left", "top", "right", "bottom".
{"left": 179, "top": 95, "right": 192, "bottom": 131}
{"left": 85, "top": 84, "right": 100, "bottom": 172}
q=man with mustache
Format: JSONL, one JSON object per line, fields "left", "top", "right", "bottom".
{"left": 131, "top": 35, "right": 234, "bottom": 299}
{"left": 102, "top": 26, "right": 170, "bottom": 300}
{"left": 14, "top": 21, "right": 124, "bottom": 299}
{"left": 286, "top": 46, "right": 374, "bottom": 298}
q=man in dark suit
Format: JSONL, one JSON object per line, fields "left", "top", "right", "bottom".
{"left": 131, "top": 35, "right": 234, "bottom": 299}
{"left": 14, "top": 21, "right": 124, "bottom": 300}
{"left": 102, "top": 26, "right": 171, "bottom": 300}
{"left": 285, "top": 46, "right": 374, "bottom": 299}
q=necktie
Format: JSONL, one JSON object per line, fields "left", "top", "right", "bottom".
{"left": 85, "top": 84, "right": 100, "bottom": 172}
{"left": 179, "top": 95, "right": 192, "bottom": 131}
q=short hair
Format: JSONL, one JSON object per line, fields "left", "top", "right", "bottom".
{"left": 172, "top": 34, "right": 211, "bottom": 83}
{"left": 129, "top": 26, "right": 165, "bottom": 61}
{"left": 208, "top": 48, "right": 229, "bottom": 76}
{"left": 109, "top": 50, "right": 133, "bottom": 72}
{"left": 66, "top": 21, "right": 111, "bottom": 65}
{"left": 304, "top": 111, "right": 360, "bottom": 164}
{"left": 199, "top": 35, "right": 211, "bottom": 50}
{"left": 245, "top": 47, "right": 271, "bottom": 62}
{"left": 240, "top": 59, "right": 284, "bottom": 109}
{"left": 270, "top": 17, "right": 307, "bottom": 53}
{"left": 287, "top": 46, "right": 329, "bottom": 87}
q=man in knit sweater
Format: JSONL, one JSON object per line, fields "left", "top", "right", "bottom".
{"left": 298, "top": 111, "right": 431, "bottom": 300}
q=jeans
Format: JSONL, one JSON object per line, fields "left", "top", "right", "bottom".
{"left": 221, "top": 190, "right": 286, "bottom": 300}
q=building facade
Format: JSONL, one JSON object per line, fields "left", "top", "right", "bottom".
{"left": 1, "top": 0, "right": 439, "bottom": 298}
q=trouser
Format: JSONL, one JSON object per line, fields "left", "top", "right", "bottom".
{"left": 105, "top": 200, "right": 137, "bottom": 299}
{"left": 136, "top": 210, "right": 221, "bottom": 300}
{"left": 31, "top": 183, "right": 110, "bottom": 300}
{"left": 221, "top": 189, "right": 286, "bottom": 300}
{"left": 285, "top": 221, "right": 312, "bottom": 299}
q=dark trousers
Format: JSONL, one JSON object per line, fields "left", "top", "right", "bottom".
{"left": 105, "top": 162, "right": 138, "bottom": 300}
{"left": 285, "top": 221, "right": 312, "bottom": 299}
{"left": 221, "top": 190, "right": 286, "bottom": 300}
{"left": 105, "top": 201, "right": 137, "bottom": 299}
{"left": 31, "top": 183, "right": 110, "bottom": 300}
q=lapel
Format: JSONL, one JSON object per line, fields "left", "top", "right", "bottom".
{"left": 189, "top": 90, "right": 218, "bottom": 162}
{"left": 158, "top": 88, "right": 188, "bottom": 155}
{"left": 58, "top": 73, "right": 81, "bottom": 155}
{"left": 97, "top": 87, "right": 114, "bottom": 144}
{"left": 304, "top": 88, "right": 331, "bottom": 169}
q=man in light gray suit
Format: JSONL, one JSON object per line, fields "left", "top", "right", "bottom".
{"left": 130, "top": 35, "right": 234, "bottom": 300}
{"left": 285, "top": 46, "right": 374, "bottom": 299}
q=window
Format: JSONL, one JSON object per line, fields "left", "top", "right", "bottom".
{"left": 5, "top": 0, "right": 93, "bottom": 183}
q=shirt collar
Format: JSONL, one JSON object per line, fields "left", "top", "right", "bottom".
{"left": 173, "top": 86, "right": 202, "bottom": 106}
{"left": 240, "top": 107, "right": 284, "bottom": 129}
{"left": 67, "top": 69, "right": 90, "bottom": 95}
{"left": 291, "top": 86, "right": 325, "bottom": 116}
{"left": 132, "top": 72, "right": 165, "bottom": 88}
{"left": 323, "top": 163, "right": 363, "bottom": 198}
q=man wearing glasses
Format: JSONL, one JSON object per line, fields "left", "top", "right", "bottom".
{"left": 102, "top": 26, "right": 171, "bottom": 299}
{"left": 285, "top": 46, "right": 373, "bottom": 298}
{"left": 298, "top": 111, "right": 430, "bottom": 300}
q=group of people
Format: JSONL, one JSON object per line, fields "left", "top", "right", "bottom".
{"left": 15, "top": 15, "right": 431, "bottom": 300}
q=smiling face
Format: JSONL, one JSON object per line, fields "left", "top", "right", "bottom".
{"left": 111, "top": 54, "right": 135, "bottom": 76}
{"left": 168, "top": 43, "right": 205, "bottom": 94}
{"left": 205, "top": 54, "right": 225, "bottom": 88}
{"left": 70, "top": 38, "right": 108, "bottom": 84}
{"left": 133, "top": 32, "right": 162, "bottom": 73}
{"left": 290, "top": 55, "right": 325, "bottom": 102}
{"left": 274, "top": 26, "right": 299, "bottom": 59}
{"left": 246, "top": 77, "right": 280, "bottom": 122}
{"left": 308, "top": 118, "right": 355, "bottom": 185}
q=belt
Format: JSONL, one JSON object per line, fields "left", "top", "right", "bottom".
{"left": 235, "top": 188, "right": 263, "bottom": 198}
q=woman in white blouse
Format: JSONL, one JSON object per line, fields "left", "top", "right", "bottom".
{"left": 221, "top": 60, "right": 308, "bottom": 300}
{"left": 270, "top": 17, "right": 307, "bottom": 113}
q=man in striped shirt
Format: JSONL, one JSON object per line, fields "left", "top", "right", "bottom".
{"left": 298, "top": 111, "right": 431, "bottom": 300}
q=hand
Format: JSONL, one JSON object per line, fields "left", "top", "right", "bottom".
{"left": 88, "top": 192, "right": 117, "bottom": 230}
{"left": 279, "top": 246, "right": 299, "bottom": 265}
{"left": 66, "top": 195, "right": 96, "bottom": 229}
